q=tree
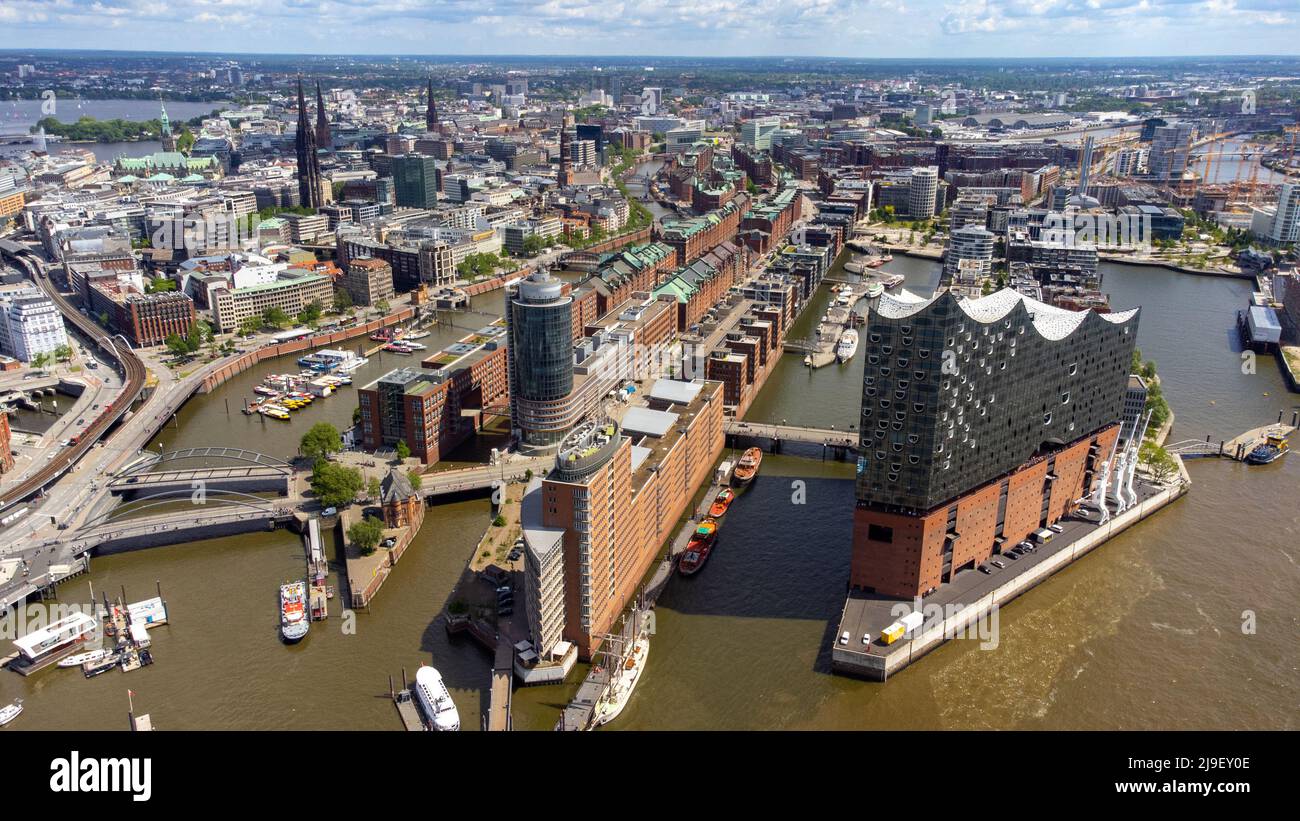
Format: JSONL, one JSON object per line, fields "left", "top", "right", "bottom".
{"left": 185, "top": 320, "right": 208, "bottom": 353}
{"left": 347, "top": 515, "right": 385, "bottom": 556}
{"left": 146, "top": 277, "right": 176, "bottom": 293}
{"left": 374, "top": 299, "right": 390, "bottom": 315}
{"left": 164, "top": 333, "right": 190, "bottom": 358}
{"left": 367, "top": 476, "right": 381, "bottom": 500}
{"left": 263, "top": 306, "right": 290, "bottom": 328}
{"left": 239, "top": 315, "right": 262, "bottom": 336}
{"left": 297, "top": 300, "right": 323, "bottom": 326}
{"left": 333, "top": 288, "right": 353, "bottom": 313}
{"left": 394, "top": 440, "right": 411, "bottom": 461}
{"left": 1139, "top": 441, "right": 1179, "bottom": 484}
{"left": 54, "top": 344, "right": 72, "bottom": 362}
{"left": 31, "top": 351, "right": 51, "bottom": 369}
{"left": 407, "top": 470, "right": 423, "bottom": 492}
{"left": 309, "top": 460, "right": 364, "bottom": 509}
{"left": 299, "top": 422, "right": 342, "bottom": 461}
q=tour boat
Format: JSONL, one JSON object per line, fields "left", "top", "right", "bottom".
{"left": 1245, "top": 434, "right": 1289, "bottom": 465}
{"left": 865, "top": 281, "right": 885, "bottom": 298}
{"left": 384, "top": 343, "right": 414, "bottom": 355}
{"left": 591, "top": 622, "right": 649, "bottom": 727}
{"left": 881, "top": 273, "right": 904, "bottom": 288}
{"left": 708, "top": 488, "right": 735, "bottom": 518}
{"left": 414, "top": 665, "right": 460, "bottom": 731}
{"left": 732, "top": 447, "right": 762, "bottom": 487}
{"left": 836, "top": 329, "right": 860, "bottom": 362}
{"left": 280, "top": 581, "right": 310, "bottom": 643}
{"left": 0, "top": 701, "right": 22, "bottom": 727}
{"left": 57, "top": 648, "right": 109, "bottom": 668}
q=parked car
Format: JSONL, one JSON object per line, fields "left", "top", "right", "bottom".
{"left": 991, "top": 560, "right": 1006, "bottom": 569}
{"left": 381, "top": 537, "right": 397, "bottom": 548}
{"left": 838, "top": 631, "right": 850, "bottom": 645}
{"left": 978, "top": 564, "right": 993, "bottom": 575}
{"left": 321, "top": 506, "right": 337, "bottom": 517}
{"left": 1047, "top": 524, "right": 1064, "bottom": 534}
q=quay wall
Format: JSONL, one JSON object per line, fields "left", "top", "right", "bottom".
{"left": 831, "top": 477, "right": 1190, "bottom": 681}
{"left": 199, "top": 308, "right": 416, "bottom": 394}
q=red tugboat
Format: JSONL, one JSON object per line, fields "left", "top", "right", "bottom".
{"left": 678, "top": 520, "right": 718, "bottom": 576}
{"left": 708, "top": 488, "right": 735, "bottom": 518}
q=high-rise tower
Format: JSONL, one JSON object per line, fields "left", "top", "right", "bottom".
{"left": 295, "top": 77, "right": 323, "bottom": 210}
{"left": 557, "top": 114, "right": 572, "bottom": 187}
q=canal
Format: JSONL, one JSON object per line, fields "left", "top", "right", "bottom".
{"left": 3, "top": 260, "right": 1297, "bottom": 730}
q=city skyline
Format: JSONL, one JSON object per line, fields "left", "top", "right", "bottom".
{"left": 0, "top": 0, "right": 1298, "bottom": 59}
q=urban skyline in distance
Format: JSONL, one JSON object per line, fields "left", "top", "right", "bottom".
{"left": 0, "top": 0, "right": 1298, "bottom": 58}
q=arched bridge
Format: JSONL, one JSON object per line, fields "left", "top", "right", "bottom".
{"left": 108, "top": 446, "right": 293, "bottom": 496}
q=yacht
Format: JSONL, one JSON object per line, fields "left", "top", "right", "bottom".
{"left": 0, "top": 701, "right": 22, "bottom": 727}
{"left": 836, "top": 329, "right": 859, "bottom": 362}
{"left": 414, "top": 665, "right": 460, "bottom": 731}
{"left": 57, "top": 648, "right": 110, "bottom": 668}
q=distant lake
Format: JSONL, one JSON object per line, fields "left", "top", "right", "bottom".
{"left": 0, "top": 98, "right": 227, "bottom": 132}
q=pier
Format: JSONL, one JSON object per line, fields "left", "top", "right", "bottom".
{"left": 389, "top": 669, "right": 424, "bottom": 731}
{"left": 1165, "top": 412, "right": 1298, "bottom": 461}
{"left": 781, "top": 282, "right": 874, "bottom": 369}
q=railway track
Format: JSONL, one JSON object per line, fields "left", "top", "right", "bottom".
{"left": 0, "top": 241, "right": 148, "bottom": 516}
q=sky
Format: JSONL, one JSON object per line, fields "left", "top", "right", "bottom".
{"left": 0, "top": 0, "right": 1297, "bottom": 59}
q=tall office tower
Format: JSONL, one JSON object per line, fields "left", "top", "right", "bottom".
{"left": 557, "top": 115, "right": 573, "bottom": 186}
{"left": 295, "top": 77, "right": 323, "bottom": 210}
{"left": 850, "top": 289, "right": 1138, "bottom": 598}
{"left": 1148, "top": 123, "right": 1195, "bottom": 182}
{"left": 315, "top": 81, "right": 331, "bottom": 151}
{"left": 1260, "top": 183, "right": 1300, "bottom": 244}
{"left": 425, "top": 79, "right": 439, "bottom": 133}
{"left": 944, "top": 225, "right": 995, "bottom": 277}
{"left": 392, "top": 154, "right": 439, "bottom": 209}
{"left": 506, "top": 269, "right": 574, "bottom": 450}
{"left": 908, "top": 166, "right": 939, "bottom": 219}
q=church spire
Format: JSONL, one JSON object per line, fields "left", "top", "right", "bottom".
{"left": 295, "top": 76, "right": 322, "bottom": 209}
{"left": 315, "top": 80, "right": 332, "bottom": 150}
{"left": 425, "top": 79, "right": 439, "bottom": 134}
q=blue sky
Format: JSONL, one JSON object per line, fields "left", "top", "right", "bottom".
{"left": 0, "top": 0, "right": 1297, "bottom": 58}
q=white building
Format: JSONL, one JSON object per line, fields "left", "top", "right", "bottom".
{"left": 1251, "top": 183, "right": 1300, "bottom": 245}
{"left": 0, "top": 289, "right": 68, "bottom": 362}
{"left": 909, "top": 166, "right": 939, "bottom": 220}
{"left": 945, "top": 225, "right": 995, "bottom": 276}
{"left": 740, "top": 116, "right": 781, "bottom": 151}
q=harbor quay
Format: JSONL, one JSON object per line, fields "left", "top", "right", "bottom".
{"left": 833, "top": 473, "right": 1188, "bottom": 681}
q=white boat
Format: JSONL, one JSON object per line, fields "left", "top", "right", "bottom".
{"left": 280, "top": 581, "right": 309, "bottom": 643}
{"left": 57, "top": 648, "right": 109, "bottom": 668}
{"left": 836, "top": 329, "right": 859, "bottom": 362}
{"left": 882, "top": 273, "right": 904, "bottom": 288}
{"left": 414, "top": 665, "right": 460, "bottom": 731}
{"left": 836, "top": 292, "right": 852, "bottom": 306}
{"left": 403, "top": 331, "right": 430, "bottom": 340}
{"left": 336, "top": 357, "right": 369, "bottom": 373}
{"left": 592, "top": 627, "right": 649, "bottom": 727}
{"left": 0, "top": 701, "right": 22, "bottom": 727}
{"left": 803, "top": 354, "right": 813, "bottom": 367}
{"left": 865, "top": 281, "right": 884, "bottom": 298}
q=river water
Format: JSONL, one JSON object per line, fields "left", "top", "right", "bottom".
{"left": 3, "top": 260, "right": 1297, "bottom": 730}
{"left": 0, "top": 98, "right": 226, "bottom": 163}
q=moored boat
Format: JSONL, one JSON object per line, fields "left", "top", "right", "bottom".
{"left": 280, "top": 581, "right": 309, "bottom": 643}
{"left": 733, "top": 447, "right": 762, "bottom": 487}
{"left": 591, "top": 620, "right": 649, "bottom": 727}
{"left": 57, "top": 648, "right": 109, "bottom": 668}
{"left": 865, "top": 281, "right": 884, "bottom": 298}
{"left": 414, "top": 665, "right": 460, "bottom": 731}
{"left": 679, "top": 520, "right": 718, "bottom": 576}
{"left": 836, "top": 329, "right": 859, "bottom": 362}
{"left": 1245, "top": 434, "right": 1289, "bottom": 465}
{"left": 708, "top": 488, "right": 735, "bottom": 518}
{"left": 0, "top": 700, "right": 22, "bottom": 727}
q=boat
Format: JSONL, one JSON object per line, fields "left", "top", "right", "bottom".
{"left": 732, "top": 447, "right": 762, "bottom": 487}
{"left": 591, "top": 619, "right": 649, "bottom": 727}
{"left": 336, "top": 357, "right": 368, "bottom": 373}
{"left": 83, "top": 652, "right": 121, "bottom": 678}
{"left": 0, "top": 700, "right": 22, "bottom": 727}
{"left": 679, "top": 521, "right": 717, "bottom": 576}
{"left": 866, "top": 257, "right": 886, "bottom": 268}
{"left": 836, "top": 292, "right": 852, "bottom": 306}
{"left": 865, "top": 281, "right": 884, "bottom": 298}
{"left": 881, "top": 273, "right": 904, "bottom": 288}
{"left": 836, "top": 329, "right": 859, "bottom": 362}
{"left": 280, "top": 581, "right": 309, "bottom": 643}
{"left": 803, "top": 354, "right": 813, "bottom": 367}
{"left": 708, "top": 488, "right": 735, "bottom": 518}
{"left": 253, "top": 385, "right": 278, "bottom": 397}
{"left": 57, "top": 648, "right": 109, "bottom": 668}
{"left": 404, "top": 331, "right": 430, "bottom": 341}
{"left": 384, "top": 343, "right": 414, "bottom": 355}
{"left": 261, "top": 406, "right": 290, "bottom": 420}
{"left": 413, "top": 665, "right": 460, "bottom": 731}
{"left": 1245, "top": 433, "right": 1289, "bottom": 465}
